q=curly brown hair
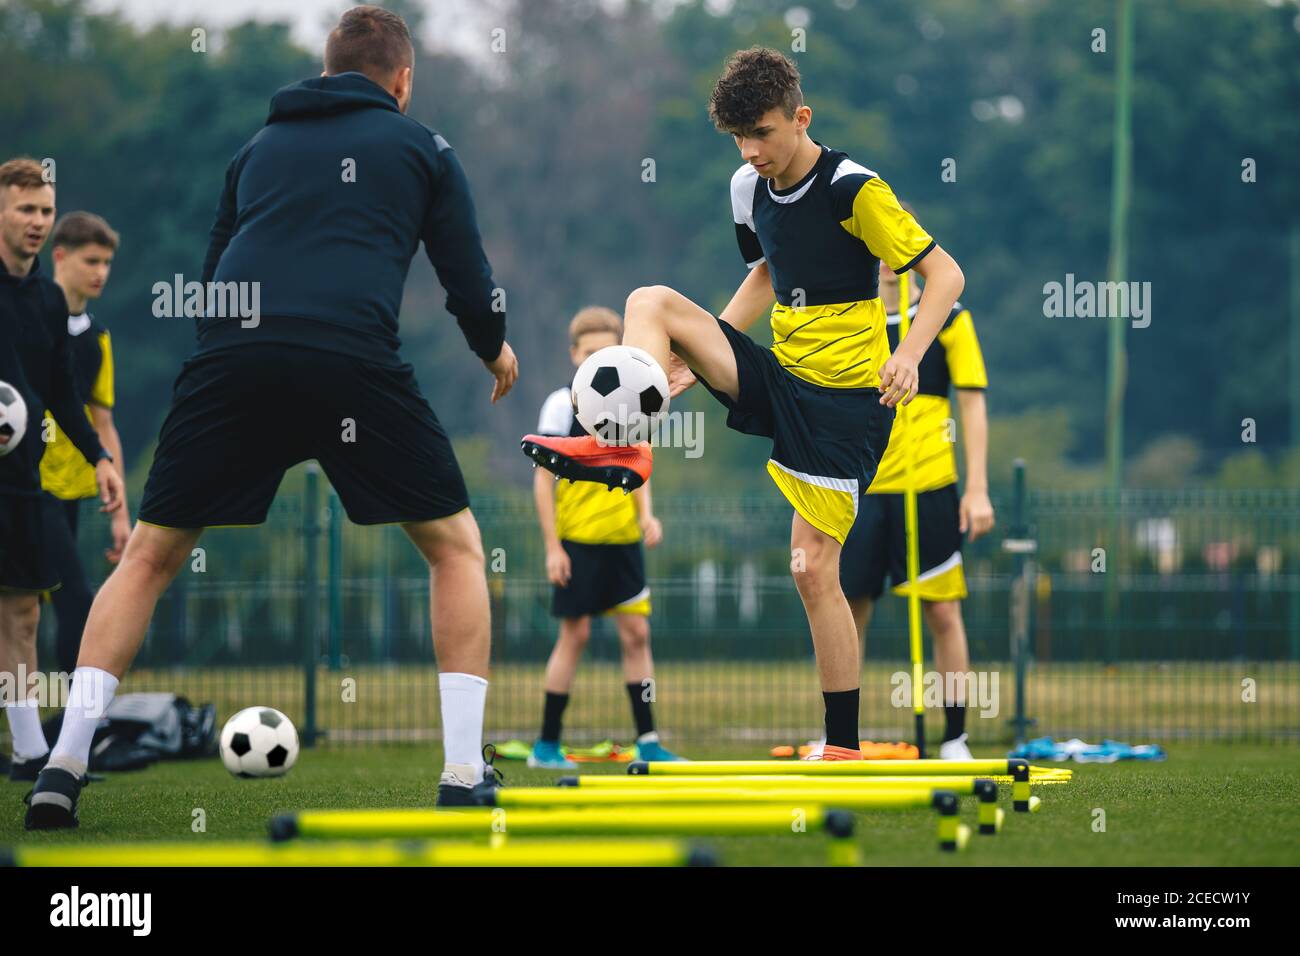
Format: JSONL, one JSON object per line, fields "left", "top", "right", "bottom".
{"left": 708, "top": 47, "right": 804, "bottom": 133}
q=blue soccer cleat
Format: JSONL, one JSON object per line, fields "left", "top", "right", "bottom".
{"left": 635, "top": 734, "right": 685, "bottom": 762}
{"left": 527, "top": 739, "right": 578, "bottom": 770}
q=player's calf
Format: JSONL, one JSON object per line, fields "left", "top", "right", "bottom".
{"left": 625, "top": 285, "right": 740, "bottom": 401}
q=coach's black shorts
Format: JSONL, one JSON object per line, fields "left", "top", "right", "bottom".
{"left": 696, "top": 317, "right": 893, "bottom": 544}
{"left": 139, "top": 345, "right": 469, "bottom": 528}
{"left": 0, "top": 493, "right": 60, "bottom": 592}
{"left": 551, "top": 540, "right": 650, "bottom": 619}
{"left": 839, "top": 483, "right": 967, "bottom": 602}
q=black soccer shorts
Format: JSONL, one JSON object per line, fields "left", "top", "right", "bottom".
{"left": 138, "top": 344, "right": 469, "bottom": 528}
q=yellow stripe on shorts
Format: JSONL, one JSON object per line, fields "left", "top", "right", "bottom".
{"left": 765, "top": 459, "right": 859, "bottom": 545}
{"left": 891, "top": 551, "right": 968, "bottom": 602}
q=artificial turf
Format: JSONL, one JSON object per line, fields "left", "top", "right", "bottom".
{"left": 3, "top": 743, "right": 1297, "bottom": 866}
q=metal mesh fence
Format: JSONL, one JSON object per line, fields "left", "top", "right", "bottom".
{"left": 22, "top": 479, "right": 1300, "bottom": 748}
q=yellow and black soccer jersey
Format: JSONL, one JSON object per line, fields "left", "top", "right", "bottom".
{"left": 537, "top": 387, "right": 641, "bottom": 545}
{"left": 731, "top": 146, "right": 934, "bottom": 390}
{"left": 40, "top": 313, "right": 114, "bottom": 501}
{"left": 867, "top": 300, "right": 987, "bottom": 494}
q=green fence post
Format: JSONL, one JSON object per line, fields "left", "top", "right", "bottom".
{"left": 328, "top": 490, "right": 343, "bottom": 672}
{"left": 302, "top": 464, "right": 320, "bottom": 747}
{"left": 1004, "top": 459, "right": 1037, "bottom": 746}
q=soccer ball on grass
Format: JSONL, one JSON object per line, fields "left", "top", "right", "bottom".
{"left": 219, "top": 706, "right": 299, "bottom": 778}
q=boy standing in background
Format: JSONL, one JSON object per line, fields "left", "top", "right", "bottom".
{"left": 529, "top": 307, "right": 682, "bottom": 768}
{"left": 41, "top": 212, "right": 131, "bottom": 675}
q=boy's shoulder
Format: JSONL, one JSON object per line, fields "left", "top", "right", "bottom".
{"left": 537, "top": 385, "right": 574, "bottom": 435}
{"left": 824, "top": 149, "right": 879, "bottom": 200}
{"left": 730, "top": 162, "right": 761, "bottom": 222}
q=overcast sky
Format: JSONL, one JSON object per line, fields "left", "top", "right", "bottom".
{"left": 86, "top": 0, "right": 503, "bottom": 55}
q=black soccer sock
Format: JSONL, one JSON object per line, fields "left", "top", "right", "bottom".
{"left": 943, "top": 703, "right": 967, "bottom": 742}
{"left": 823, "top": 689, "right": 860, "bottom": 751}
{"left": 540, "top": 692, "right": 569, "bottom": 743}
{"left": 625, "top": 682, "right": 655, "bottom": 737}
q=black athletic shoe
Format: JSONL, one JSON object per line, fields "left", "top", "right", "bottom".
{"left": 435, "top": 744, "right": 505, "bottom": 807}
{"left": 23, "top": 766, "right": 85, "bottom": 830}
{"left": 8, "top": 752, "right": 49, "bottom": 782}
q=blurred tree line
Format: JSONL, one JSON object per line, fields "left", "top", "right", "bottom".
{"left": 3, "top": 0, "right": 1298, "bottom": 509}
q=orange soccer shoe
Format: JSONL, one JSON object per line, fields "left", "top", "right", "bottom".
{"left": 808, "top": 744, "right": 863, "bottom": 762}
{"left": 520, "top": 433, "right": 653, "bottom": 493}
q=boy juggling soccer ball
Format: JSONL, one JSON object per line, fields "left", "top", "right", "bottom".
{"left": 529, "top": 307, "right": 681, "bottom": 768}
{"left": 523, "top": 48, "right": 965, "bottom": 761}
{"left": 839, "top": 253, "right": 994, "bottom": 761}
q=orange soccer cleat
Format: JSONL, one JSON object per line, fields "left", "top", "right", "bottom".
{"left": 520, "top": 433, "right": 653, "bottom": 493}
{"left": 808, "top": 744, "right": 863, "bottom": 762}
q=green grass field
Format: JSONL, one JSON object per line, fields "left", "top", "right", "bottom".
{"left": 5, "top": 743, "right": 1298, "bottom": 866}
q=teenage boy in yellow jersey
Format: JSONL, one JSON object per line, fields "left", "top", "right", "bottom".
{"left": 529, "top": 307, "right": 681, "bottom": 768}
{"left": 523, "top": 48, "right": 966, "bottom": 760}
{"left": 840, "top": 252, "right": 994, "bottom": 760}
{"left": 41, "top": 212, "right": 130, "bottom": 675}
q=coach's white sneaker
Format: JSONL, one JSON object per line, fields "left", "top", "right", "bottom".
{"left": 439, "top": 762, "right": 481, "bottom": 788}
{"left": 939, "top": 733, "right": 973, "bottom": 761}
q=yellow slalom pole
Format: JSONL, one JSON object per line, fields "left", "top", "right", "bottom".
{"left": 4, "top": 839, "right": 708, "bottom": 868}
{"left": 568, "top": 774, "right": 994, "bottom": 791}
{"left": 494, "top": 786, "right": 941, "bottom": 811}
{"left": 629, "top": 758, "right": 1033, "bottom": 776}
{"left": 895, "top": 269, "right": 927, "bottom": 757}
{"left": 276, "top": 804, "right": 855, "bottom": 841}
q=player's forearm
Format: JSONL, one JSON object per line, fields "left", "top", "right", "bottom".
{"left": 719, "top": 262, "right": 774, "bottom": 333}
{"left": 533, "top": 469, "right": 561, "bottom": 547}
{"left": 895, "top": 250, "right": 964, "bottom": 363}
{"left": 955, "top": 389, "right": 989, "bottom": 493}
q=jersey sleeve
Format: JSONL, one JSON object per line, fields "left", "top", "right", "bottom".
{"left": 89, "top": 331, "right": 115, "bottom": 408}
{"left": 937, "top": 306, "right": 988, "bottom": 389}
{"left": 840, "top": 176, "right": 935, "bottom": 273}
{"left": 421, "top": 134, "right": 506, "bottom": 363}
{"left": 729, "top": 164, "right": 765, "bottom": 268}
{"left": 43, "top": 289, "right": 104, "bottom": 467}
{"left": 537, "top": 388, "right": 573, "bottom": 435}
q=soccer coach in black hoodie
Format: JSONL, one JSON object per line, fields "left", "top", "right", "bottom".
{"left": 27, "top": 6, "right": 518, "bottom": 828}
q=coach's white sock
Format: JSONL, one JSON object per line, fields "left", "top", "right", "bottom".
{"left": 439, "top": 672, "right": 487, "bottom": 784}
{"left": 49, "top": 666, "right": 119, "bottom": 774}
{"left": 4, "top": 699, "right": 49, "bottom": 759}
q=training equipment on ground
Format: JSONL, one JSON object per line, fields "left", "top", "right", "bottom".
{"left": 626, "top": 757, "right": 1068, "bottom": 812}
{"left": 1, "top": 839, "right": 716, "bottom": 868}
{"left": 0, "top": 381, "right": 28, "bottom": 457}
{"left": 570, "top": 345, "right": 669, "bottom": 445}
{"left": 219, "top": 706, "right": 299, "bottom": 778}
{"left": 480, "top": 783, "right": 997, "bottom": 840}
{"left": 561, "top": 777, "right": 1009, "bottom": 834}
{"left": 271, "top": 805, "right": 863, "bottom": 863}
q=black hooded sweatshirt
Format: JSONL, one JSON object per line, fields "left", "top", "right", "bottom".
{"left": 0, "top": 254, "right": 106, "bottom": 496}
{"left": 195, "top": 71, "right": 504, "bottom": 366}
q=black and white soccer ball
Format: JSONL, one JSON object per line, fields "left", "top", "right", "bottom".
{"left": 219, "top": 706, "right": 299, "bottom": 778}
{"left": 0, "top": 380, "right": 28, "bottom": 458}
{"left": 571, "top": 345, "right": 670, "bottom": 445}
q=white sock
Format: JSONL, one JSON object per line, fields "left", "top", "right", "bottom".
{"left": 50, "top": 666, "right": 119, "bottom": 774}
{"left": 4, "top": 699, "right": 49, "bottom": 759}
{"left": 439, "top": 672, "right": 487, "bottom": 783}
